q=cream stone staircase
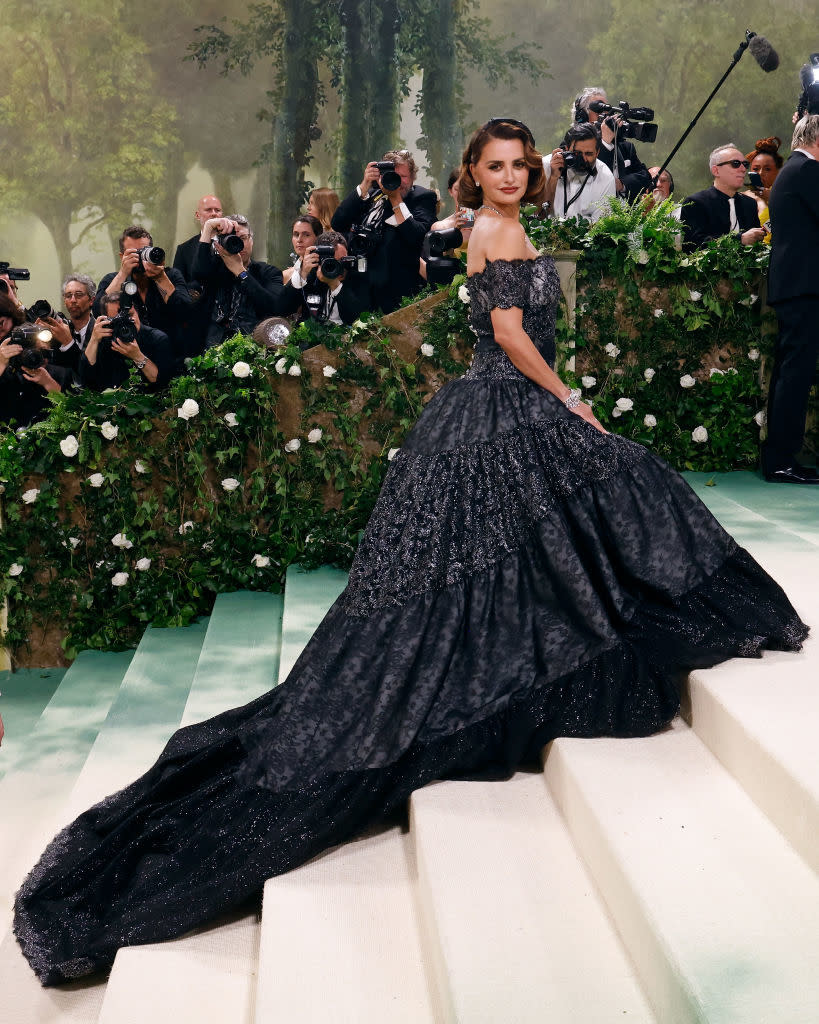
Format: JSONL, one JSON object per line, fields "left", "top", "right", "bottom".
{"left": 0, "top": 472, "right": 817, "bottom": 1024}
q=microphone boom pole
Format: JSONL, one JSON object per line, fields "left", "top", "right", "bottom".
{"left": 654, "top": 31, "right": 766, "bottom": 183}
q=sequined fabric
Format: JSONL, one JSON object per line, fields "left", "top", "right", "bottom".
{"left": 14, "top": 255, "right": 808, "bottom": 986}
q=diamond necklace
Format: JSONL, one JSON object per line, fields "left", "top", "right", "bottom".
{"left": 477, "top": 204, "right": 504, "bottom": 217}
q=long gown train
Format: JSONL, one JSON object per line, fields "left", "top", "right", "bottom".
{"left": 14, "top": 255, "right": 808, "bottom": 985}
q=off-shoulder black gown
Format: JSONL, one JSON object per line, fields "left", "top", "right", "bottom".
{"left": 15, "top": 256, "right": 808, "bottom": 985}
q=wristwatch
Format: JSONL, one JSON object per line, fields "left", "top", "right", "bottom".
{"left": 135, "top": 357, "right": 147, "bottom": 371}
{"left": 237, "top": 270, "right": 249, "bottom": 283}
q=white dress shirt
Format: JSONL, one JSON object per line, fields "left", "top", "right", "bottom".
{"left": 542, "top": 155, "right": 617, "bottom": 223}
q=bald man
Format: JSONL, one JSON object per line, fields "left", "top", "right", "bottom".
{"left": 173, "top": 194, "right": 223, "bottom": 292}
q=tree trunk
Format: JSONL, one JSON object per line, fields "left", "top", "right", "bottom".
{"left": 150, "top": 143, "right": 188, "bottom": 257}
{"left": 248, "top": 163, "right": 270, "bottom": 260}
{"left": 39, "top": 205, "right": 75, "bottom": 286}
{"left": 209, "top": 171, "right": 237, "bottom": 221}
{"left": 370, "top": 0, "right": 400, "bottom": 158}
{"left": 337, "top": 0, "right": 369, "bottom": 195}
{"left": 267, "top": 2, "right": 320, "bottom": 264}
{"left": 420, "top": 0, "right": 461, "bottom": 197}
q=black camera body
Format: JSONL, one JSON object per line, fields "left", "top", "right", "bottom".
{"left": 562, "top": 150, "right": 592, "bottom": 172}
{"left": 214, "top": 227, "right": 244, "bottom": 255}
{"left": 618, "top": 120, "right": 658, "bottom": 144}
{"left": 104, "top": 284, "right": 139, "bottom": 347}
{"left": 427, "top": 227, "right": 463, "bottom": 257}
{"left": 375, "top": 160, "right": 402, "bottom": 192}
{"left": 591, "top": 100, "right": 658, "bottom": 144}
{"left": 0, "top": 260, "right": 31, "bottom": 282}
{"left": 26, "top": 299, "right": 55, "bottom": 321}
{"left": 135, "top": 245, "right": 165, "bottom": 270}
{"left": 8, "top": 326, "right": 51, "bottom": 372}
{"left": 313, "top": 244, "right": 356, "bottom": 281}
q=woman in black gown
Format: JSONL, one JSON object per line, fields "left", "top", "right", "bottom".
{"left": 15, "top": 120, "right": 808, "bottom": 985}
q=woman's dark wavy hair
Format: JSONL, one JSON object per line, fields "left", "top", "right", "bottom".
{"left": 0, "top": 291, "right": 25, "bottom": 328}
{"left": 745, "top": 135, "right": 784, "bottom": 169}
{"left": 458, "top": 119, "right": 546, "bottom": 209}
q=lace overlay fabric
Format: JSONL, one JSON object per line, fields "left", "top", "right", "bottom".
{"left": 13, "top": 254, "right": 809, "bottom": 988}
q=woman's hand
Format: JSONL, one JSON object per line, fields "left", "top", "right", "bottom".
{"left": 570, "top": 401, "right": 607, "bottom": 434}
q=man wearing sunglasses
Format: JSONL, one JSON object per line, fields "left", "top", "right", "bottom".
{"left": 681, "top": 144, "right": 765, "bottom": 250}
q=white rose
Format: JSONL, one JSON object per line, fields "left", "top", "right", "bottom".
{"left": 88, "top": 473, "right": 105, "bottom": 488}
{"left": 111, "top": 533, "right": 133, "bottom": 549}
{"left": 22, "top": 488, "right": 39, "bottom": 504}
{"left": 388, "top": 447, "right": 400, "bottom": 461}
{"left": 111, "top": 572, "right": 129, "bottom": 587}
{"left": 251, "top": 554, "right": 271, "bottom": 568}
{"left": 691, "top": 425, "right": 709, "bottom": 443}
{"left": 177, "top": 399, "right": 200, "bottom": 420}
{"left": 60, "top": 435, "right": 79, "bottom": 457}
{"left": 581, "top": 375, "right": 596, "bottom": 388}
{"left": 680, "top": 374, "right": 696, "bottom": 388}
{"left": 284, "top": 438, "right": 301, "bottom": 453}
{"left": 636, "top": 249, "right": 649, "bottom": 264}
{"left": 709, "top": 368, "right": 725, "bottom": 377}
{"left": 178, "top": 521, "right": 194, "bottom": 534}
{"left": 680, "top": 257, "right": 691, "bottom": 267}
{"left": 611, "top": 408, "right": 622, "bottom": 418}
{"left": 101, "top": 420, "right": 119, "bottom": 439}
{"left": 748, "top": 348, "right": 760, "bottom": 361}
{"left": 615, "top": 397, "right": 634, "bottom": 411}
{"left": 604, "top": 343, "right": 620, "bottom": 358}
{"left": 275, "top": 357, "right": 288, "bottom": 375}
{"left": 643, "top": 368, "right": 655, "bottom": 381}
{"left": 688, "top": 290, "right": 702, "bottom": 301}
{"left": 287, "top": 364, "right": 302, "bottom": 377}
{"left": 134, "top": 459, "right": 148, "bottom": 474}
{"left": 644, "top": 414, "right": 657, "bottom": 428}
{"left": 221, "top": 478, "right": 240, "bottom": 491}
{"left": 420, "top": 343, "right": 435, "bottom": 357}
{"left": 307, "top": 428, "right": 323, "bottom": 443}
{"left": 224, "top": 412, "right": 238, "bottom": 427}
{"left": 323, "top": 364, "right": 337, "bottom": 378}
{"left": 135, "top": 557, "right": 152, "bottom": 571}
{"left": 69, "top": 536, "right": 81, "bottom": 548}
{"left": 202, "top": 540, "right": 214, "bottom": 552}
{"left": 740, "top": 294, "right": 758, "bottom": 307}
{"left": 458, "top": 284, "right": 470, "bottom": 303}
{"left": 8, "top": 563, "right": 23, "bottom": 577}
{"left": 232, "top": 361, "right": 252, "bottom": 378}
{"left": 754, "top": 410, "right": 766, "bottom": 427}
{"left": 654, "top": 308, "right": 664, "bottom": 318}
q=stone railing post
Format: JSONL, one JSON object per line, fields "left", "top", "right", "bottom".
{"left": 553, "top": 249, "right": 582, "bottom": 373}
{"left": 0, "top": 498, "right": 10, "bottom": 671}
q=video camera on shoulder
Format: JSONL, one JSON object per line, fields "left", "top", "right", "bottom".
{"left": 313, "top": 244, "right": 357, "bottom": 281}
{"left": 0, "top": 261, "right": 31, "bottom": 284}
{"left": 588, "top": 100, "right": 658, "bottom": 144}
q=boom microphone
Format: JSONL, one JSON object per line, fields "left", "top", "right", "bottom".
{"left": 747, "top": 33, "right": 779, "bottom": 73}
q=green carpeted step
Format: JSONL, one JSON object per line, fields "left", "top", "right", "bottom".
{"left": 278, "top": 565, "right": 349, "bottom": 684}
{"left": 0, "top": 668, "right": 66, "bottom": 782}
{"left": 62, "top": 620, "right": 209, "bottom": 819}
{"left": 181, "top": 591, "right": 284, "bottom": 726}
{"left": 0, "top": 649, "right": 134, "bottom": 926}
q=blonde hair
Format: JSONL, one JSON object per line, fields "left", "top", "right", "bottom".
{"left": 307, "top": 188, "right": 340, "bottom": 231}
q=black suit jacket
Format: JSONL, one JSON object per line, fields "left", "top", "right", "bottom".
{"left": 78, "top": 325, "right": 174, "bottom": 392}
{"left": 173, "top": 234, "right": 203, "bottom": 290}
{"left": 332, "top": 183, "right": 437, "bottom": 313}
{"left": 598, "top": 138, "right": 651, "bottom": 201}
{"left": 680, "top": 186, "right": 760, "bottom": 249}
{"left": 278, "top": 270, "right": 368, "bottom": 327}
{"left": 767, "top": 151, "right": 819, "bottom": 304}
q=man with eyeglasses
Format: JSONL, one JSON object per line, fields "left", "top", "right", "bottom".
{"left": 37, "top": 275, "right": 98, "bottom": 374}
{"left": 681, "top": 144, "right": 765, "bottom": 249}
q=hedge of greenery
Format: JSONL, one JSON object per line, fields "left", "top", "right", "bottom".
{"left": 0, "top": 204, "right": 783, "bottom": 663}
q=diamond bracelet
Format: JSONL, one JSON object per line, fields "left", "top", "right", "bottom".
{"left": 564, "top": 388, "right": 582, "bottom": 410}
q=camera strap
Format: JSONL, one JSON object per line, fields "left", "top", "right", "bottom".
{"left": 562, "top": 169, "right": 593, "bottom": 214}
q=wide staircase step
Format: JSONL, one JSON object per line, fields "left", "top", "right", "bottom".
{"left": 277, "top": 564, "right": 348, "bottom": 684}
{"left": 411, "top": 772, "right": 655, "bottom": 1023}
{"left": 0, "top": 668, "right": 65, "bottom": 781}
{"left": 544, "top": 720, "right": 819, "bottom": 1023}
{"left": 99, "top": 591, "right": 285, "bottom": 1024}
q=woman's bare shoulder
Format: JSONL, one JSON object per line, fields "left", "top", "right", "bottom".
{"left": 467, "top": 216, "right": 529, "bottom": 274}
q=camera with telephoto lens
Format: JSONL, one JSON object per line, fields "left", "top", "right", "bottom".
{"left": 313, "top": 244, "right": 357, "bottom": 281}
{"left": 375, "top": 161, "right": 401, "bottom": 192}
{"left": 8, "top": 325, "right": 52, "bottom": 372}
{"left": 589, "top": 99, "right": 658, "bottom": 144}
{"left": 134, "top": 245, "right": 165, "bottom": 270}
{"left": 25, "top": 299, "right": 56, "bottom": 321}
{"left": 348, "top": 223, "right": 380, "bottom": 269}
{"left": 427, "top": 227, "right": 463, "bottom": 257}
{"left": 425, "top": 228, "right": 464, "bottom": 286}
{"left": 103, "top": 282, "right": 139, "bottom": 349}
{"left": 562, "top": 150, "right": 592, "bottom": 172}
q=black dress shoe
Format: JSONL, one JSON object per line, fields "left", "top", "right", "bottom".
{"left": 763, "top": 464, "right": 819, "bottom": 484}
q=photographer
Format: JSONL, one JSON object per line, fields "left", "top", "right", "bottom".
{"left": 283, "top": 216, "right": 323, "bottom": 286}
{"left": 29, "top": 275, "right": 98, "bottom": 375}
{"left": 193, "top": 214, "right": 286, "bottom": 349}
{"left": 280, "top": 231, "right": 367, "bottom": 326}
{"left": 331, "top": 149, "right": 437, "bottom": 314}
{"left": 79, "top": 290, "right": 172, "bottom": 392}
{"left": 541, "top": 123, "right": 616, "bottom": 223}
{"left": 574, "top": 87, "right": 653, "bottom": 201}
{"left": 96, "top": 226, "right": 193, "bottom": 361}
{"left": 0, "top": 294, "right": 74, "bottom": 428}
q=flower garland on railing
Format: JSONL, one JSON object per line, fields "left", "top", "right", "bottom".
{"left": 1, "top": 202, "right": 795, "bottom": 662}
